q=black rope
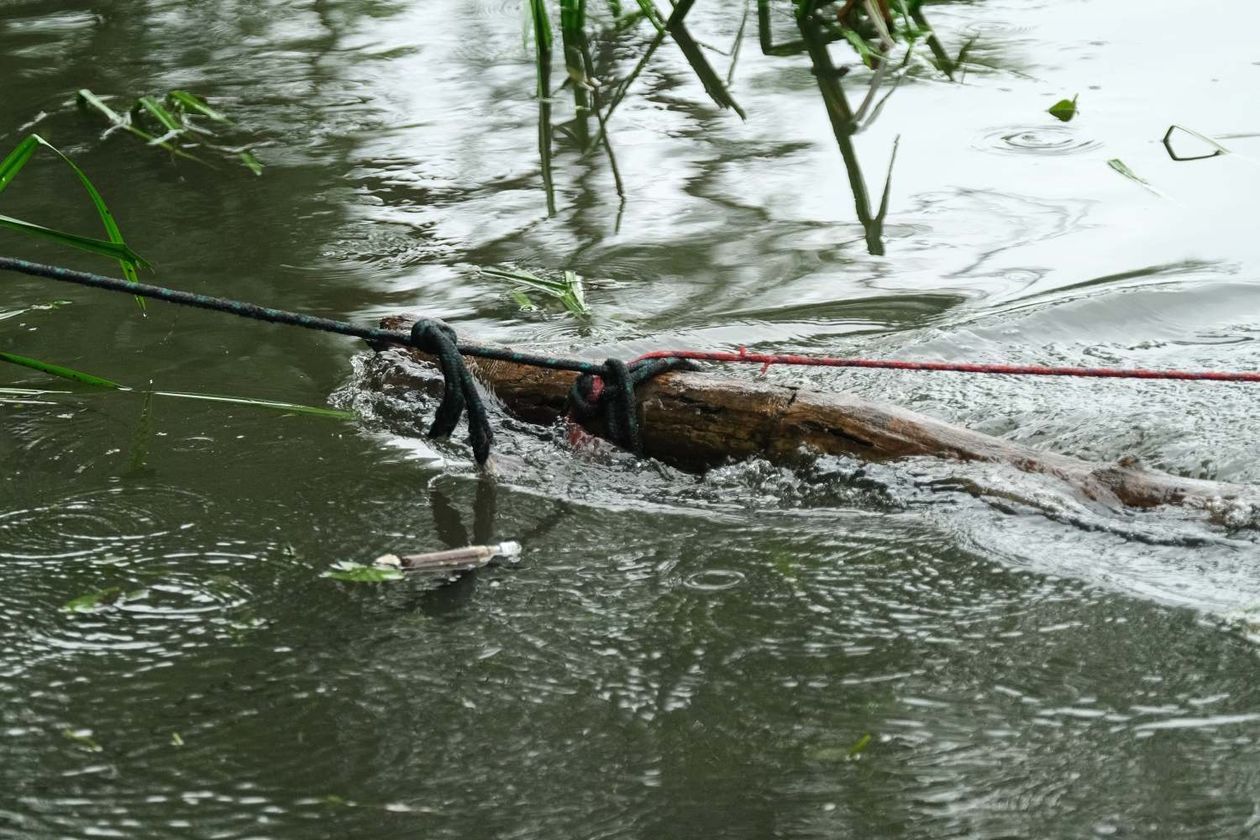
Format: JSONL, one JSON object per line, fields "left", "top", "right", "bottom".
{"left": 409, "top": 318, "right": 492, "bottom": 463}
{"left": 568, "top": 356, "right": 695, "bottom": 453}
{"left": 0, "top": 256, "right": 690, "bottom": 463}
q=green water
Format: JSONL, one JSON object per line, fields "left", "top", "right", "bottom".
{"left": 3, "top": 1, "right": 1260, "bottom": 837}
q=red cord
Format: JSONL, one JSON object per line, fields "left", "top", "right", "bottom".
{"left": 629, "top": 347, "right": 1260, "bottom": 383}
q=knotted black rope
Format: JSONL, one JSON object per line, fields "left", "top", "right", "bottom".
{"left": 0, "top": 256, "right": 696, "bottom": 465}
{"left": 409, "top": 318, "right": 493, "bottom": 464}
{"left": 568, "top": 356, "right": 695, "bottom": 453}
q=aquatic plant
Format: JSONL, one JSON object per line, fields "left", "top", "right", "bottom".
{"left": 1163, "top": 125, "right": 1229, "bottom": 162}
{"left": 0, "top": 133, "right": 147, "bottom": 283}
{"left": 77, "top": 88, "right": 263, "bottom": 174}
{"left": 482, "top": 265, "right": 589, "bottom": 315}
{"left": 522, "top": 0, "right": 967, "bottom": 252}
{"left": 1107, "top": 158, "right": 1165, "bottom": 198}
{"left": 1048, "top": 94, "right": 1078, "bottom": 122}
{"left": 526, "top": 0, "right": 747, "bottom": 215}
{"left": 0, "top": 136, "right": 346, "bottom": 417}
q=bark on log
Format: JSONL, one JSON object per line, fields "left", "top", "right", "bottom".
{"left": 368, "top": 317, "right": 1259, "bottom": 518}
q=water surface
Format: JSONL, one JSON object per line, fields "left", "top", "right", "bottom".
{"left": 3, "top": 0, "right": 1260, "bottom": 836}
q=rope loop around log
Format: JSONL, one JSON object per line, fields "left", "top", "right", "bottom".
{"left": 409, "top": 318, "right": 493, "bottom": 464}
{"left": 568, "top": 356, "right": 696, "bottom": 453}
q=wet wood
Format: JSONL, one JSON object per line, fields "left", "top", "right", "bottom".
{"left": 367, "top": 317, "right": 1259, "bottom": 517}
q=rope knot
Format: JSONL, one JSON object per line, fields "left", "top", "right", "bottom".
{"left": 567, "top": 356, "right": 696, "bottom": 455}
{"left": 409, "top": 318, "right": 458, "bottom": 355}
{"left": 409, "top": 318, "right": 493, "bottom": 465}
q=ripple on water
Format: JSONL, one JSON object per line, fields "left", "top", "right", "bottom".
{"left": 0, "top": 488, "right": 188, "bottom": 562}
{"left": 683, "top": 569, "right": 746, "bottom": 592}
{"left": 979, "top": 126, "right": 1102, "bottom": 156}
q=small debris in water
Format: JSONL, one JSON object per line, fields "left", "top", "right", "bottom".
{"left": 1047, "top": 94, "right": 1078, "bottom": 122}
{"left": 373, "top": 541, "right": 522, "bottom": 577}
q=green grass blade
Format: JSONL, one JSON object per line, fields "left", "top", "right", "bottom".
{"left": 135, "top": 96, "right": 183, "bottom": 134}
{"left": 77, "top": 88, "right": 126, "bottom": 125}
{"left": 727, "top": 1, "right": 750, "bottom": 86}
{"left": 665, "top": 0, "right": 746, "bottom": 117}
{"left": 0, "top": 213, "right": 145, "bottom": 264}
{"left": 237, "top": 150, "right": 264, "bottom": 175}
{"left": 529, "top": 0, "right": 553, "bottom": 51}
{"left": 560, "top": 269, "right": 586, "bottom": 315}
{"left": 633, "top": 0, "right": 665, "bottom": 31}
{"left": 1107, "top": 158, "right": 1166, "bottom": 197}
{"left": 842, "top": 29, "right": 877, "bottom": 65}
{"left": 148, "top": 390, "right": 355, "bottom": 419}
{"left": 483, "top": 266, "right": 590, "bottom": 315}
{"left": 0, "top": 347, "right": 351, "bottom": 419}
{"left": 168, "top": 90, "right": 230, "bottom": 123}
{"left": 529, "top": 0, "right": 557, "bottom": 215}
{"left": 0, "top": 135, "right": 40, "bottom": 195}
{"left": 510, "top": 289, "right": 539, "bottom": 311}
{"left": 0, "top": 352, "right": 122, "bottom": 388}
{"left": 28, "top": 135, "right": 147, "bottom": 286}
{"left": 1163, "top": 124, "right": 1229, "bottom": 161}
{"left": 78, "top": 89, "right": 209, "bottom": 165}
{"left": 874, "top": 135, "right": 900, "bottom": 223}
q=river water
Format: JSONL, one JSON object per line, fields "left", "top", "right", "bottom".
{"left": 3, "top": 1, "right": 1260, "bottom": 837}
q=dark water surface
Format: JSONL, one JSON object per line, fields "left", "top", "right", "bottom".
{"left": 3, "top": 1, "right": 1260, "bottom": 837}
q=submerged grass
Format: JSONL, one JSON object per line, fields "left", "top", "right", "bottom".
{"left": 78, "top": 88, "right": 263, "bottom": 174}
{"left": 482, "top": 264, "right": 589, "bottom": 315}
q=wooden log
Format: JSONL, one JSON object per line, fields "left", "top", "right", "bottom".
{"left": 367, "top": 317, "right": 1259, "bottom": 519}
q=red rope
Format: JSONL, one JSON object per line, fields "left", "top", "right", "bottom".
{"left": 630, "top": 347, "right": 1260, "bottom": 383}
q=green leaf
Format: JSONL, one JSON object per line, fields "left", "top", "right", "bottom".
{"left": 0, "top": 349, "right": 353, "bottom": 419}
{"left": 0, "top": 352, "right": 123, "bottom": 388}
{"left": 0, "top": 135, "right": 39, "bottom": 195}
{"left": 665, "top": 4, "right": 746, "bottom": 118}
{"left": 528, "top": 0, "right": 553, "bottom": 51}
{"left": 78, "top": 89, "right": 208, "bottom": 165}
{"left": 0, "top": 213, "right": 145, "bottom": 265}
{"left": 848, "top": 733, "right": 873, "bottom": 758}
{"left": 322, "top": 561, "right": 404, "bottom": 583}
{"left": 135, "top": 95, "right": 184, "bottom": 134}
{"left": 633, "top": 0, "right": 665, "bottom": 32}
{"left": 168, "top": 90, "right": 231, "bottom": 123}
{"left": 0, "top": 133, "right": 147, "bottom": 296}
{"left": 149, "top": 389, "right": 355, "bottom": 419}
{"left": 1048, "top": 94, "right": 1078, "bottom": 122}
{"left": 76, "top": 89, "right": 126, "bottom": 125}
{"left": 843, "top": 29, "right": 877, "bottom": 66}
{"left": 63, "top": 586, "right": 124, "bottom": 612}
{"left": 29, "top": 134, "right": 146, "bottom": 285}
{"left": 510, "top": 289, "right": 539, "bottom": 311}
{"left": 237, "top": 150, "right": 264, "bottom": 175}
{"left": 1107, "top": 158, "right": 1165, "bottom": 197}
{"left": 560, "top": 269, "right": 586, "bottom": 315}
{"left": 1162, "top": 124, "right": 1229, "bottom": 161}
{"left": 482, "top": 265, "right": 591, "bottom": 315}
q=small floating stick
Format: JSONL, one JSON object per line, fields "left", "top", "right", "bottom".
{"left": 373, "top": 542, "right": 522, "bottom": 576}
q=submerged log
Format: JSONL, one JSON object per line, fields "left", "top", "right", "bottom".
{"left": 368, "top": 317, "right": 1259, "bottom": 518}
